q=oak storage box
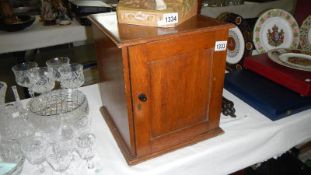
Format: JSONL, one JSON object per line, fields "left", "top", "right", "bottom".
{"left": 89, "top": 13, "right": 232, "bottom": 165}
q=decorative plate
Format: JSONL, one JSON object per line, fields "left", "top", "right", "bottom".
{"left": 227, "top": 27, "right": 245, "bottom": 64}
{"left": 217, "top": 13, "right": 253, "bottom": 71}
{"left": 253, "top": 9, "right": 300, "bottom": 54}
{"left": 300, "top": 15, "right": 311, "bottom": 51}
{"left": 268, "top": 48, "right": 311, "bottom": 72}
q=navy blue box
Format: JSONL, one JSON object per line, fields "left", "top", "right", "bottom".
{"left": 224, "top": 70, "right": 311, "bottom": 121}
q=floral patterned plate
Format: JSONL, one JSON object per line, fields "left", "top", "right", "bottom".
{"left": 253, "top": 9, "right": 300, "bottom": 54}
{"left": 300, "top": 15, "right": 311, "bottom": 51}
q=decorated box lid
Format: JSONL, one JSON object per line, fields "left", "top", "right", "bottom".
{"left": 116, "top": 0, "right": 198, "bottom": 28}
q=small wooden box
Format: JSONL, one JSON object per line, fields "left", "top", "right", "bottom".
{"left": 116, "top": 0, "right": 198, "bottom": 27}
{"left": 89, "top": 13, "right": 232, "bottom": 165}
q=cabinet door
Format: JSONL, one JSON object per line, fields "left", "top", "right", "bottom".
{"left": 129, "top": 30, "right": 227, "bottom": 156}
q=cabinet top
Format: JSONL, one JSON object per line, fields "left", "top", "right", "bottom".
{"left": 89, "top": 12, "right": 233, "bottom": 48}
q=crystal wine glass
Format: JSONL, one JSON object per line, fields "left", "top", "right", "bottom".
{"left": 20, "top": 135, "right": 48, "bottom": 174}
{"left": 46, "top": 57, "right": 70, "bottom": 81}
{"left": 71, "top": 115, "right": 91, "bottom": 137}
{"left": 11, "top": 62, "right": 38, "bottom": 97}
{"left": 57, "top": 124, "right": 76, "bottom": 152}
{"left": 75, "top": 133, "right": 96, "bottom": 169}
{"left": 46, "top": 143, "right": 73, "bottom": 175}
{"left": 27, "top": 67, "right": 55, "bottom": 94}
{"left": 58, "top": 64, "right": 85, "bottom": 119}
{"left": 58, "top": 63, "right": 84, "bottom": 89}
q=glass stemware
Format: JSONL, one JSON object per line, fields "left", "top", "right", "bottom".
{"left": 46, "top": 57, "right": 70, "bottom": 81}
{"left": 58, "top": 63, "right": 84, "bottom": 89}
{"left": 20, "top": 135, "right": 48, "bottom": 174}
{"left": 0, "top": 81, "right": 7, "bottom": 105}
{"left": 27, "top": 67, "right": 55, "bottom": 94}
{"left": 57, "top": 124, "right": 76, "bottom": 152}
{"left": 11, "top": 62, "right": 38, "bottom": 97}
{"left": 71, "top": 115, "right": 91, "bottom": 137}
{"left": 75, "top": 133, "right": 95, "bottom": 169}
{"left": 46, "top": 143, "right": 73, "bottom": 174}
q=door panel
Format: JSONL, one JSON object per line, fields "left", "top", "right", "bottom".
{"left": 148, "top": 49, "right": 213, "bottom": 138}
{"left": 129, "top": 31, "right": 218, "bottom": 155}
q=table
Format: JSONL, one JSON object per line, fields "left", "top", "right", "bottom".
{"left": 0, "top": 16, "right": 90, "bottom": 54}
{"left": 201, "top": 0, "right": 297, "bottom": 18}
{"left": 20, "top": 83, "right": 311, "bottom": 175}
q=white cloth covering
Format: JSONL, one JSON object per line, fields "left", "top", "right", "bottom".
{"left": 20, "top": 83, "right": 311, "bottom": 175}
{"left": 0, "top": 16, "right": 89, "bottom": 54}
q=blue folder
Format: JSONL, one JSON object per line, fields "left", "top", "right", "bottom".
{"left": 224, "top": 70, "right": 311, "bottom": 121}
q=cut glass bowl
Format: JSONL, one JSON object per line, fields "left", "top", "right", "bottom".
{"left": 27, "top": 89, "right": 89, "bottom": 124}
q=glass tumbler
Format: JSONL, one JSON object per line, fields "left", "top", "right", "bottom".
{"left": 46, "top": 57, "right": 70, "bottom": 81}
{"left": 58, "top": 63, "right": 84, "bottom": 89}
{"left": 20, "top": 135, "right": 48, "bottom": 174}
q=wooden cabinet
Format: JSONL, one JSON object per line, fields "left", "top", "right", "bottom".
{"left": 89, "top": 13, "right": 232, "bottom": 165}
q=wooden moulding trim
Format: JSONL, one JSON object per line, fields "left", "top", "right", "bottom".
{"left": 88, "top": 15, "right": 234, "bottom": 49}
{"left": 128, "top": 127, "right": 224, "bottom": 165}
{"left": 101, "top": 104, "right": 224, "bottom": 165}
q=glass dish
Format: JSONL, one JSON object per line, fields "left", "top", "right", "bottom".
{"left": 27, "top": 89, "right": 89, "bottom": 123}
{"left": 0, "top": 140, "right": 25, "bottom": 175}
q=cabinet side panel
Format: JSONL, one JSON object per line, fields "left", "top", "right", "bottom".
{"left": 207, "top": 28, "right": 229, "bottom": 129}
{"left": 92, "top": 26, "right": 133, "bottom": 153}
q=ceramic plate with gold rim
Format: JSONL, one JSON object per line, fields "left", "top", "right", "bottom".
{"left": 300, "top": 15, "right": 311, "bottom": 51}
{"left": 268, "top": 48, "right": 311, "bottom": 72}
{"left": 253, "top": 9, "right": 300, "bottom": 54}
